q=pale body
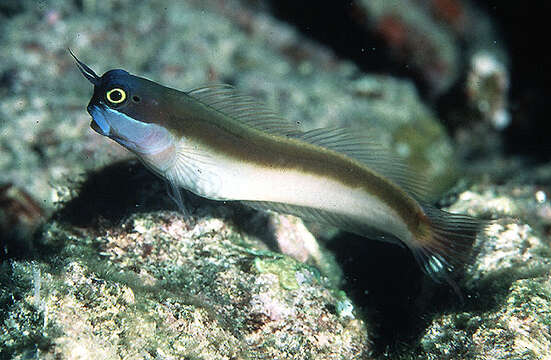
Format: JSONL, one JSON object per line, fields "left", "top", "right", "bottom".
{"left": 171, "top": 139, "right": 408, "bottom": 239}
{"left": 137, "top": 113, "right": 415, "bottom": 247}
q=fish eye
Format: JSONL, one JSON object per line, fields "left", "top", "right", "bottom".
{"left": 106, "top": 88, "right": 127, "bottom": 105}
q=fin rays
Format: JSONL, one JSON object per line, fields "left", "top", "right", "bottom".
{"left": 187, "top": 84, "right": 431, "bottom": 201}
{"left": 186, "top": 84, "right": 300, "bottom": 136}
{"left": 242, "top": 200, "right": 404, "bottom": 247}
{"left": 411, "top": 204, "right": 491, "bottom": 284}
{"left": 165, "top": 142, "right": 224, "bottom": 204}
{"left": 290, "top": 128, "right": 431, "bottom": 200}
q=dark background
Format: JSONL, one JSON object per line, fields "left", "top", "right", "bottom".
{"left": 268, "top": 0, "right": 551, "bottom": 162}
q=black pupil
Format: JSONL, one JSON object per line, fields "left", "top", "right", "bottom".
{"left": 110, "top": 90, "right": 122, "bottom": 101}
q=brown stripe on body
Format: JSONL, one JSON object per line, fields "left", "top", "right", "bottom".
{"left": 156, "top": 93, "right": 427, "bottom": 235}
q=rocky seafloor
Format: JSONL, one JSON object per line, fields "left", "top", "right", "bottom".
{"left": 1, "top": 1, "right": 550, "bottom": 359}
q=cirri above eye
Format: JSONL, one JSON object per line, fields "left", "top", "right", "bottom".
{"left": 106, "top": 88, "right": 126, "bottom": 104}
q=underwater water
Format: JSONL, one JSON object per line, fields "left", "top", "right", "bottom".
{"left": 1, "top": 1, "right": 550, "bottom": 359}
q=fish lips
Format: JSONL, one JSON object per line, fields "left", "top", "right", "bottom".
{"left": 87, "top": 103, "right": 111, "bottom": 136}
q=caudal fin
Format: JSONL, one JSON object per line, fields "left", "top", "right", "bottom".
{"left": 411, "top": 204, "right": 490, "bottom": 287}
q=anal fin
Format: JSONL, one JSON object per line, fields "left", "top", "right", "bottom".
{"left": 242, "top": 200, "right": 404, "bottom": 247}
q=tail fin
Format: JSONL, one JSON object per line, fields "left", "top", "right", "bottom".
{"left": 411, "top": 204, "right": 491, "bottom": 292}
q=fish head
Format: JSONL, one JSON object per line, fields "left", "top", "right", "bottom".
{"left": 70, "top": 50, "right": 174, "bottom": 158}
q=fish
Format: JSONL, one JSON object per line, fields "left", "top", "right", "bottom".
{"left": 70, "top": 50, "right": 488, "bottom": 285}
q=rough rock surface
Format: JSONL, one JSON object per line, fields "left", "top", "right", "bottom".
{"left": 1, "top": 0, "right": 549, "bottom": 359}
{"left": 1, "top": 176, "right": 371, "bottom": 359}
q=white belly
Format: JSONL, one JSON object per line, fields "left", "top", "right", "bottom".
{"left": 163, "top": 140, "right": 413, "bottom": 243}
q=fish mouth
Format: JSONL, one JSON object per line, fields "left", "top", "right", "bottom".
{"left": 87, "top": 104, "right": 111, "bottom": 136}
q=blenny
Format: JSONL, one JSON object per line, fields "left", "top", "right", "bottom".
{"left": 71, "top": 50, "right": 487, "bottom": 283}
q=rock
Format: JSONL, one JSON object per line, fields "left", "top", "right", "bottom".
{"left": 0, "top": 199, "right": 371, "bottom": 359}
{"left": 420, "top": 277, "right": 551, "bottom": 359}
{"left": 3, "top": 1, "right": 548, "bottom": 359}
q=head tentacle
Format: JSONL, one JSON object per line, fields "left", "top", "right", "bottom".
{"left": 69, "top": 48, "right": 100, "bottom": 85}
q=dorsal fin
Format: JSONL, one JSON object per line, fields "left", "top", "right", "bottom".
{"left": 186, "top": 84, "right": 300, "bottom": 136}
{"left": 187, "top": 84, "right": 430, "bottom": 200}
{"left": 289, "top": 128, "right": 431, "bottom": 200}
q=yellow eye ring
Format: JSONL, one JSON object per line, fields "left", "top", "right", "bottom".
{"left": 106, "top": 88, "right": 126, "bottom": 104}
